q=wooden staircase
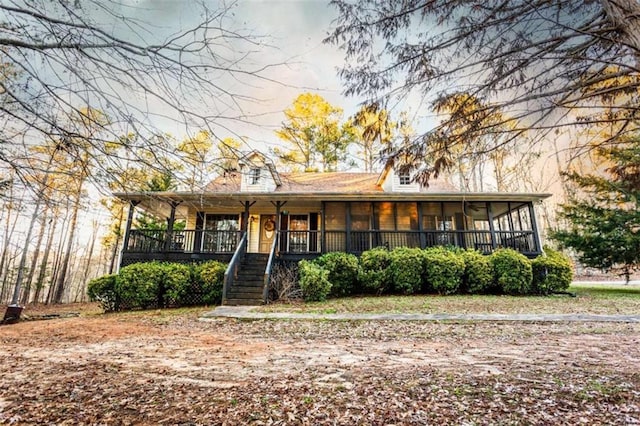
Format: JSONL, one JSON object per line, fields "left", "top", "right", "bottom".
{"left": 223, "top": 253, "right": 268, "bottom": 306}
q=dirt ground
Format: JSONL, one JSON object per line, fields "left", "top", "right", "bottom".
{"left": 0, "top": 303, "right": 638, "bottom": 425}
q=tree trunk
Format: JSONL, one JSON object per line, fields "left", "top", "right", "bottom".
{"left": 53, "top": 189, "right": 82, "bottom": 304}
{"left": 0, "top": 197, "right": 20, "bottom": 303}
{"left": 46, "top": 207, "right": 71, "bottom": 304}
{"left": 32, "top": 211, "right": 57, "bottom": 304}
{"left": 21, "top": 207, "right": 48, "bottom": 304}
{"left": 78, "top": 220, "right": 98, "bottom": 302}
{"left": 8, "top": 189, "right": 45, "bottom": 305}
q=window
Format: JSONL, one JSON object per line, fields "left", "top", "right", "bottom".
{"left": 398, "top": 173, "right": 411, "bottom": 185}
{"left": 250, "top": 167, "right": 261, "bottom": 185}
{"left": 203, "top": 214, "right": 239, "bottom": 252}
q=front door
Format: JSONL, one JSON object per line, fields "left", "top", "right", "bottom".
{"left": 259, "top": 215, "right": 277, "bottom": 253}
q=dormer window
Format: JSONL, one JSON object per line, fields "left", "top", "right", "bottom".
{"left": 399, "top": 173, "right": 411, "bottom": 185}
{"left": 250, "top": 167, "right": 261, "bottom": 185}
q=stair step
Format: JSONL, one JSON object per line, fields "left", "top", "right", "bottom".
{"left": 223, "top": 298, "right": 263, "bottom": 306}
{"left": 227, "top": 295, "right": 264, "bottom": 301}
{"left": 227, "top": 287, "right": 262, "bottom": 294}
{"left": 237, "top": 271, "right": 265, "bottom": 276}
{"left": 227, "top": 286, "right": 262, "bottom": 293}
{"left": 227, "top": 286, "right": 262, "bottom": 294}
{"left": 234, "top": 278, "right": 264, "bottom": 284}
{"left": 235, "top": 280, "right": 263, "bottom": 285}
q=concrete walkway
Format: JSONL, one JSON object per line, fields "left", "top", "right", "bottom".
{"left": 202, "top": 306, "right": 640, "bottom": 323}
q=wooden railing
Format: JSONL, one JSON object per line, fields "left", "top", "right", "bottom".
{"left": 278, "top": 230, "right": 321, "bottom": 253}
{"left": 262, "top": 231, "right": 280, "bottom": 303}
{"left": 125, "top": 229, "right": 242, "bottom": 254}
{"left": 317, "top": 229, "right": 537, "bottom": 254}
{"left": 125, "top": 228, "right": 538, "bottom": 257}
{"left": 222, "top": 232, "right": 247, "bottom": 303}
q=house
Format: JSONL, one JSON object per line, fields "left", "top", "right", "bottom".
{"left": 113, "top": 151, "right": 550, "bottom": 305}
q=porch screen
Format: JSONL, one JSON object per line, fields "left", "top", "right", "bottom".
{"left": 396, "top": 203, "right": 418, "bottom": 230}
{"left": 421, "top": 202, "right": 441, "bottom": 230}
{"left": 325, "top": 202, "right": 346, "bottom": 252}
{"left": 351, "top": 202, "right": 372, "bottom": 252}
{"left": 375, "top": 202, "right": 395, "bottom": 230}
{"left": 325, "top": 202, "right": 346, "bottom": 230}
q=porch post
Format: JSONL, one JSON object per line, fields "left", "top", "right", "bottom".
{"left": 122, "top": 200, "right": 140, "bottom": 254}
{"left": 240, "top": 201, "right": 252, "bottom": 231}
{"left": 270, "top": 201, "right": 286, "bottom": 252}
{"left": 194, "top": 212, "right": 204, "bottom": 253}
{"left": 417, "top": 202, "right": 425, "bottom": 249}
{"left": 506, "top": 202, "right": 515, "bottom": 231}
{"left": 346, "top": 202, "right": 352, "bottom": 253}
{"left": 321, "top": 201, "right": 326, "bottom": 253}
{"left": 528, "top": 202, "right": 543, "bottom": 253}
{"left": 272, "top": 201, "right": 286, "bottom": 230}
{"left": 164, "top": 201, "right": 181, "bottom": 251}
{"left": 486, "top": 201, "right": 497, "bottom": 250}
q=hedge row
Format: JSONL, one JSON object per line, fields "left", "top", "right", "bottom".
{"left": 87, "top": 260, "right": 226, "bottom": 312}
{"left": 298, "top": 247, "right": 573, "bottom": 302}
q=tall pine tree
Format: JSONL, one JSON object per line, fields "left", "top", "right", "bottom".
{"left": 552, "top": 140, "right": 640, "bottom": 282}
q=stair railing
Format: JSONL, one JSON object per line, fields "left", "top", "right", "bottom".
{"left": 262, "top": 231, "right": 279, "bottom": 303}
{"left": 222, "top": 231, "right": 247, "bottom": 304}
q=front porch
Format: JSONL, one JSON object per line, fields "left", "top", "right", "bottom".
{"left": 120, "top": 227, "right": 540, "bottom": 265}
{"left": 116, "top": 195, "right": 547, "bottom": 304}
{"left": 119, "top": 198, "right": 544, "bottom": 266}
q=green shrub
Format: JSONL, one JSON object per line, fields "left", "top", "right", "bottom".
{"left": 460, "top": 249, "right": 493, "bottom": 294}
{"left": 389, "top": 247, "right": 424, "bottom": 295}
{"left": 115, "top": 262, "right": 165, "bottom": 309}
{"left": 423, "top": 247, "right": 465, "bottom": 295}
{"left": 314, "top": 252, "right": 359, "bottom": 297}
{"left": 160, "top": 262, "right": 192, "bottom": 306}
{"left": 491, "top": 249, "right": 533, "bottom": 295}
{"left": 87, "top": 274, "right": 118, "bottom": 312}
{"left": 531, "top": 248, "right": 573, "bottom": 295}
{"left": 298, "top": 260, "right": 332, "bottom": 302}
{"left": 358, "top": 247, "right": 392, "bottom": 294}
{"left": 195, "top": 260, "right": 227, "bottom": 305}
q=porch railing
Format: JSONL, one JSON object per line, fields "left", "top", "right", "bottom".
{"left": 278, "top": 230, "right": 321, "bottom": 253}
{"left": 125, "top": 228, "right": 538, "bottom": 256}
{"left": 263, "top": 231, "right": 280, "bottom": 303}
{"left": 126, "top": 229, "right": 243, "bottom": 254}
{"left": 314, "top": 229, "right": 537, "bottom": 254}
{"left": 222, "top": 231, "right": 247, "bottom": 303}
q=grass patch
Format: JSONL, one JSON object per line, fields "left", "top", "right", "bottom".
{"left": 259, "top": 283, "right": 640, "bottom": 315}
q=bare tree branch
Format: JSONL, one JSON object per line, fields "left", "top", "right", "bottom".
{"left": 326, "top": 0, "right": 640, "bottom": 180}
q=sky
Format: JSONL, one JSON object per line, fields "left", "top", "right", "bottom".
{"left": 116, "top": 0, "right": 362, "bottom": 155}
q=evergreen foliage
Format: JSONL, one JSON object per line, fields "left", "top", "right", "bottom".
{"left": 87, "top": 274, "right": 118, "bottom": 312}
{"left": 88, "top": 261, "right": 227, "bottom": 311}
{"left": 552, "top": 142, "right": 640, "bottom": 283}
{"left": 491, "top": 249, "right": 533, "bottom": 295}
{"left": 314, "top": 252, "right": 359, "bottom": 297}
{"left": 423, "top": 247, "right": 465, "bottom": 295}
{"left": 194, "top": 261, "right": 227, "bottom": 305}
{"left": 459, "top": 249, "right": 494, "bottom": 294}
{"left": 357, "top": 247, "right": 392, "bottom": 294}
{"left": 388, "top": 247, "right": 424, "bottom": 294}
{"left": 531, "top": 248, "right": 573, "bottom": 295}
{"left": 298, "top": 260, "right": 332, "bottom": 302}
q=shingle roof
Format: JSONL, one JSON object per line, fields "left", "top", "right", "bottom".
{"left": 204, "top": 171, "right": 456, "bottom": 193}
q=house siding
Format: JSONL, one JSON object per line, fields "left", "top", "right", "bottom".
{"left": 248, "top": 215, "right": 260, "bottom": 252}
{"left": 380, "top": 170, "right": 421, "bottom": 192}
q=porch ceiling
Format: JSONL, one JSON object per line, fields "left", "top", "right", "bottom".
{"left": 113, "top": 190, "right": 552, "bottom": 218}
